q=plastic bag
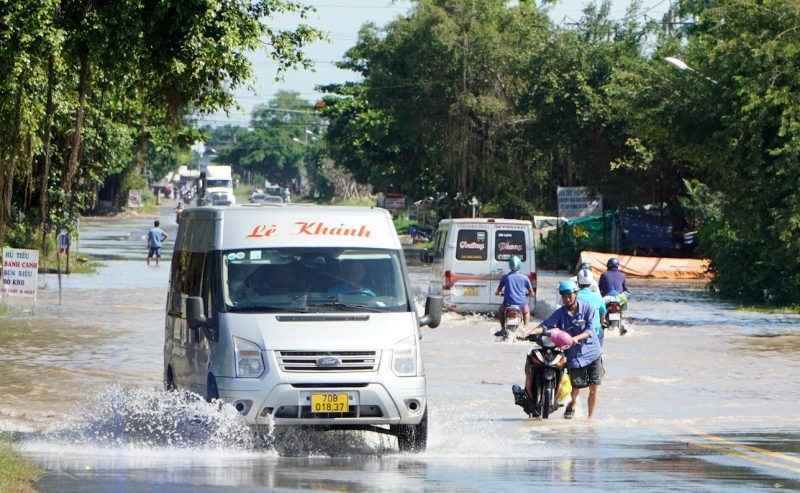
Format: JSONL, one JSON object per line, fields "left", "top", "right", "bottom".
{"left": 557, "top": 373, "right": 572, "bottom": 402}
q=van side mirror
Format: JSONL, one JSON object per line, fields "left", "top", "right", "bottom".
{"left": 186, "top": 296, "right": 208, "bottom": 330}
{"left": 419, "top": 249, "right": 432, "bottom": 263}
{"left": 418, "top": 295, "right": 443, "bottom": 329}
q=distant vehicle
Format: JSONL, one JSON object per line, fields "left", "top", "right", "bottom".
{"left": 420, "top": 218, "right": 537, "bottom": 314}
{"left": 197, "top": 165, "right": 235, "bottom": 206}
{"left": 250, "top": 193, "right": 284, "bottom": 204}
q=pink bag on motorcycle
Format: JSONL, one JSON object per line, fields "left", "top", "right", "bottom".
{"left": 548, "top": 329, "right": 573, "bottom": 349}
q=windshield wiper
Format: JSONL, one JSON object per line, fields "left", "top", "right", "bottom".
{"left": 228, "top": 304, "right": 310, "bottom": 313}
{"left": 313, "top": 302, "right": 383, "bottom": 313}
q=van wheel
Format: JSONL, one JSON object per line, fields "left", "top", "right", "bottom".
{"left": 164, "top": 367, "right": 176, "bottom": 392}
{"left": 206, "top": 374, "right": 219, "bottom": 402}
{"left": 394, "top": 408, "right": 428, "bottom": 453}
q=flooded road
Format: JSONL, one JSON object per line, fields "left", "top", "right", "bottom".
{"left": 2, "top": 207, "right": 800, "bottom": 491}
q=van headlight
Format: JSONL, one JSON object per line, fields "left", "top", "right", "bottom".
{"left": 233, "top": 336, "right": 264, "bottom": 377}
{"left": 392, "top": 336, "right": 417, "bottom": 377}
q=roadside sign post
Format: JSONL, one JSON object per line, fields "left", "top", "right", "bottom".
{"left": 1, "top": 248, "right": 39, "bottom": 300}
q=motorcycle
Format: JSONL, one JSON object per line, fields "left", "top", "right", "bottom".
{"left": 495, "top": 304, "right": 523, "bottom": 341}
{"left": 603, "top": 291, "right": 629, "bottom": 335}
{"left": 512, "top": 321, "right": 584, "bottom": 419}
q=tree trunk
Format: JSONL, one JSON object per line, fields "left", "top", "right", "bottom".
{"left": 39, "top": 54, "right": 56, "bottom": 232}
{"left": 64, "top": 46, "right": 90, "bottom": 204}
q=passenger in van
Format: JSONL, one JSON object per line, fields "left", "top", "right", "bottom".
{"left": 328, "top": 262, "right": 376, "bottom": 297}
{"left": 237, "top": 262, "right": 305, "bottom": 300}
{"left": 494, "top": 256, "right": 534, "bottom": 337}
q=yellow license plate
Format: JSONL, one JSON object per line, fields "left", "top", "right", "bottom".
{"left": 463, "top": 286, "right": 479, "bottom": 296}
{"left": 311, "top": 393, "right": 349, "bottom": 412}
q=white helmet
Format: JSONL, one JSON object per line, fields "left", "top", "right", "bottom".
{"left": 577, "top": 268, "right": 594, "bottom": 286}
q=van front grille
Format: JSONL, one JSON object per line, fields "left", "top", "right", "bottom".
{"left": 277, "top": 351, "right": 380, "bottom": 372}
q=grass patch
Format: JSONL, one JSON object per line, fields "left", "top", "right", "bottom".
{"left": 736, "top": 304, "right": 800, "bottom": 314}
{"left": 0, "top": 433, "right": 40, "bottom": 493}
{"left": 0, "top": 320, "right": 32, "bottom": 337}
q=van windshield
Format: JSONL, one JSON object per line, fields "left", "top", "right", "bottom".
{"left": 222, "top": 248, "right": 410, "bottom": 313}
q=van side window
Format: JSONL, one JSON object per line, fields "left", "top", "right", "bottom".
{"left": 495, "top": 230, "right": 526, "bottom": 262}
{"left": 433, "top": 231, "right": 446, "bottom": 259}
{"left": 168, "top": 250, "right": 189, "bottom": 314}
{"left": 201, "top": 253, "right": 216, "bottom": 318}
{"left": 455, "top": 229, "right": 487, "bottom": 261}
{"left": 184, "top": 252, "right": 205, "bottom": 297}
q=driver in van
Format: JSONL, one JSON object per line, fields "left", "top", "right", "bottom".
{"left": 494, "top": 255, "right": 534, "bottom": 338}
{"left": 329, "top": 261, "right": 375, "bottom": 296}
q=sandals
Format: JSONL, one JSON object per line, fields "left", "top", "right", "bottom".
{"left": 563, "top": 403, "right": 575, "bottom": 419}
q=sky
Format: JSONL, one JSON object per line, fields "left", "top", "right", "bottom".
{"left": 199, "top": 0, "right": 672, "bottom": 128}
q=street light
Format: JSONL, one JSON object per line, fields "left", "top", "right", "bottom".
{"left": 664, "top": 56, "right": 691, "bottom": 71}
{"left": 664, "top": 56, "right": 718, "bottom": 84}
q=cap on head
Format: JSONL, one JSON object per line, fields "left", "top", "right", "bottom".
{"left": 577, "top": 268, "right": 594, "bottom": 287}
{"left": 607, "top": 257, "right": 619, "bottom": 270}
{"left": 558, "top": 280, "right": 579, "bottom": 295}
{"left": 508, "top": 255, "right": 522, "bottom": 271}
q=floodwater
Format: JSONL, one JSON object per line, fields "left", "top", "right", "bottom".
{"left": 2, "top": 206, "right": 800, "bottom": 492}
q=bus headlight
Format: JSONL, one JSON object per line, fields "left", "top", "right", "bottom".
{"left": 233, "top": 336, "right": 264, "bottom": 377}
{"left": 392, "top": 336, "right": 417, "bottom": 377}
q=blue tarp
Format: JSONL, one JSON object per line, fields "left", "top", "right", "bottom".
{"left": 619, "top": 209, "right": 673, "bottom": 250}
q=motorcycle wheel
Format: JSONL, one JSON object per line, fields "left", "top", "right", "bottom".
{"left": 540, "top": 381, "right": 552, "bottom": 419}
{"left": 608, "top": 320, "right": 619, "bottom": 332}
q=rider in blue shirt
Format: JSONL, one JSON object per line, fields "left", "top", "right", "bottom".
{"left": 598, "top": 257, "right": 628, "bottom": 296}
{"left": 494, "top": 256, "right": 533, "bottom": 338}
{"left": 519, "top": 280, "right": 604, "bottom": 419}
{"left": 576, "top": 268, "right": 607, "bottom": 347}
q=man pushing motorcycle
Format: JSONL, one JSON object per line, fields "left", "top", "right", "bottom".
{"left": 518, "top": 280, "right": 604, "bottom": 419}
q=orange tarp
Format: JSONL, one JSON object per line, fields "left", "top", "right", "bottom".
{"left": 578, "top": 251, "right": 710, "bottom": 279}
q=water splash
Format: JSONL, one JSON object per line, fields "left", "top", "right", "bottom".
{"left": 43, "top": 384, "right": 254, "bottom": 449}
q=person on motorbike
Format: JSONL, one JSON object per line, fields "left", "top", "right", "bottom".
{"left": 518, "top": 280, "right": 603, "bottom": 419}
{"left": 569, "top": 261, "right": 599, "bottom": 293}
{"left": 493, "top": 255, "right": 534, "bottom": 338}
{"left": 599, "top": 257, "right": 628, "bottom": 297}
{"left": 576, "top": 269, "right": 607, "bottom": 347}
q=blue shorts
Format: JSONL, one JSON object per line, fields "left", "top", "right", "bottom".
{"left": 148, "top": 247, "right": 162, "bottom": 259}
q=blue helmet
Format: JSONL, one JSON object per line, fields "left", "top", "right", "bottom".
{"left": 558, "top": 280, "right": 579, "bottom": 295}
{"left": 509, "top": 255, "right": 522, "bottom": 271}
{"left": 607, "top": 257, "right": 620, "bottom": 270}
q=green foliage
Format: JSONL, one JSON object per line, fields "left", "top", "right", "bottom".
{"left": 0, "top": 0, "right": 324, "bottom": 246}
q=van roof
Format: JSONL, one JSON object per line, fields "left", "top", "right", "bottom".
{"left": 439, "top": 218, "right": 532, "bottom": 225}
{"left": 179, "top": 204, "right": 400, "bottom": 250}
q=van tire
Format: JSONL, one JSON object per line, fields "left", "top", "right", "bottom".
{"left": 394, "top": 408, "right": 428, "bottom": 453}
{"left": 164, "top": 367, "right": 176, "bottom": 392}
{"left": 206, "top": 374, "right": 219, "bottom": 402}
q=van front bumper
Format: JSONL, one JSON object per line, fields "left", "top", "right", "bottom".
{"left": 215, "top": 377, "right": 427, "bottom": 427}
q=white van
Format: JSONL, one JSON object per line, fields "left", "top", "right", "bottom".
{"left": 165, "top": 204, "right": 442, "bottom": 452}
{"left": 420, "top": 218, "right": 537, "bottom": 314}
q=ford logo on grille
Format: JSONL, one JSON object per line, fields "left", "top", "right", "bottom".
{"left": 317, "top": 357, "right": 341, "bottom": 367}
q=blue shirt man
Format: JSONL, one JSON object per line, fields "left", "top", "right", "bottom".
{"left": 599, "top": 259, "right": 628, "bottom": 296}
{"left": 495, "top": 263, "right": 533, "bottom": 336}
{"left": 147, "top": 220, "right": 167, "bottom": 266}
{"left": 520, "top": 280, "right": 604, "bottom": 419}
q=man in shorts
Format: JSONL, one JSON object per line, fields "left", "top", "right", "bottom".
{"left": 147, "top": 220, "right": 168, "bottom": 266}
{"left": 518, "top": 279, "right": 604, "bottom": 419}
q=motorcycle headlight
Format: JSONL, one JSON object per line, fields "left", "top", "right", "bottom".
{"left": 392, "top": 336, "right": 417, "bottom": 377}
{"left": 234, "top": 336, "right": 264, "bottom": 378}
